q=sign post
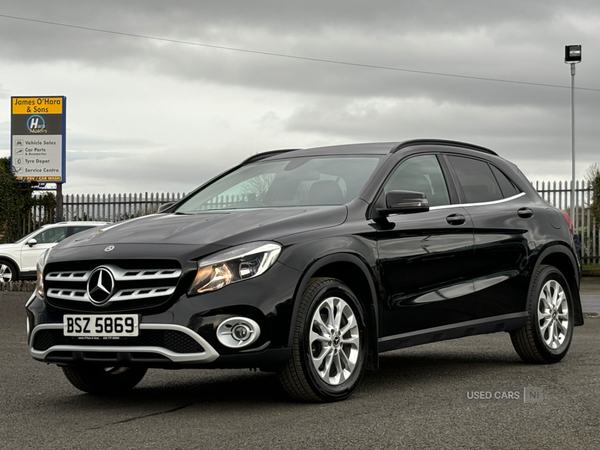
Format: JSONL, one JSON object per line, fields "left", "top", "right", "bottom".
{"left": 10, "top": 96, "right": 66, "bottom": 221}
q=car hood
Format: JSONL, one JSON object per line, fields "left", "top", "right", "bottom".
{"left": 0, "top": 243, "right": 20, "bottom": 251}
{"left": 57, "top": 207, "right": 348, "bottom": 251}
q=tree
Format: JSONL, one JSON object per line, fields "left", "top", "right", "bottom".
{"left": 0, "top": 158, "right": 38, "bottom": 242}
{"left": 586, "top": 162, "right": 600, "bottom": 225}
{"left": 241, "top": 173, "right": 275, "bottom": 201}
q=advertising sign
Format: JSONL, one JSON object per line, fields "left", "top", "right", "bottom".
{"left": 11, "top": 96, "right": 66, "bottom": 183}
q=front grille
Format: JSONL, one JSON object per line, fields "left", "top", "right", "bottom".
{"left": 44, "top": 260, "right": 182, "bottom": 313}
{"left": 32, "top": 329, "right": 205, "bottom": 354}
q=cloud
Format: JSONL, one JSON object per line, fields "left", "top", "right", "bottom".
{"left": 2, "top": 2, "right": 599, "bottom": 97}
{"left": 1, "top": 0, "right": 599, "bottom": 195}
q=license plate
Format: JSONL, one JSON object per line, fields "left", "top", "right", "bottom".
{"left": 64, "top": 314, "right": 139, "bottom": 337}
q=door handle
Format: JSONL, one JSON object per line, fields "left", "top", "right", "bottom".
{"left": 517, "top": 208, "right": 534, "bottom": 219}
{"left": 446, "top": 214, "right": 466, "bottom": 225}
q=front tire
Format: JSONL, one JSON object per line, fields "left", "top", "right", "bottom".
{"left": 0, "top": 261, "right": 17, "bottom": 282}
{"left": 278, "top": 278, "right": 367, "bottom": 402}
{"left": 62, "top": 366, "right": 147, "bottom": 395}
{"left": 510, "top": 265, "right": 574, "bottom": 363}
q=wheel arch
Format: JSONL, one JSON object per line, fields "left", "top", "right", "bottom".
{"left": 287, "top": 253, "right": 380, "bottom": 369}
{"left": 0, "top": 256, "right": 19, "bottom": 266}
{"left": 532, "top": 244, "right": 583, "bottom": 326}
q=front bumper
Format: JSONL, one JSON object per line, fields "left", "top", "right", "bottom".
{"left": 26, "top": 261, "right": 299, "bottom": 369}
{"left": 29, "top": 322, "right": 219, "bottom": 365}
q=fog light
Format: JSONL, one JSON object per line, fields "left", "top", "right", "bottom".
{"left": 216, "top": 317, "right": 261, "bottom": 348}
{"left": 232, "top": 324, "right": 250, "bottom": 340}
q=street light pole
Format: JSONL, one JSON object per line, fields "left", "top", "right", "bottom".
{"left": 570, "top": 62, "right": 576, "bottom": 221}
{"left": 564, "top": 45, "right": 581, "bottom": 221}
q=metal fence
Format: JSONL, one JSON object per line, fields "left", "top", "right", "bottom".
{"left": 534, "top": 180, "right": 598, "bottom": 264}
{"left": 9, "top": 191, "right": 239, "bottom": 240}
{"left": 62, "top": 192, "right": 186, "bottom": 222}
{"left": 20, "top": 198, "right": 56, "bottom": 238}
{"left": 10, "top": 182, "right": 600, "bottom": 264}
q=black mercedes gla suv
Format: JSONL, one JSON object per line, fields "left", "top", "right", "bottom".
{"left": 26, "top": 140, "right": 582, "bottom": 402}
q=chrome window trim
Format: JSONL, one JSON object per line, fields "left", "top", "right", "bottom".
{"left": 430, "top": 192, "right": 526, "bottom": 211}
{"left": 29, "top": 322, "right": 219, "bottom": 363}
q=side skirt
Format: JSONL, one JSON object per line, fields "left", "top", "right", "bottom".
{"left": 378, "top": 312, "right": 529, "bottom": 353}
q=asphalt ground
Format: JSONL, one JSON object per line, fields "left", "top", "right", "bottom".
{"left": 1, "top": 285, "right": 599, "bottom": 449}
{"left": 581, "top": 276, "right": 600, "bottom": 314}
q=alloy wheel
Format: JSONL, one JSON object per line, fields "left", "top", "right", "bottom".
{"left": 309, "top": 296, "right": 360, "bottom": 385}
{"left": 537, "top": 279, "right": 569, "bottom": 349}
{"left": 0, "top": 264, "right": 13, "bottom": 282}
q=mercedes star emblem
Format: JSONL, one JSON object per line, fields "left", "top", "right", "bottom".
{"left": 87, "top": 267, "right": 115, "bottom": 305}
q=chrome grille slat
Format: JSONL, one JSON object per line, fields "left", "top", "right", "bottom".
{"left": 111, "top": 287, "right": 176, "bottom": 302}
{"left": 47, "top": 265, "right": 181, "bottom": 282}
{"left": 47, "top": 287, "right": 177, "bottom": 302}
{"left": 47, "top": 288, "right": 87, "bottom": 301}
{"left": 46, "top": 271, "right": 92, "bottom": 282}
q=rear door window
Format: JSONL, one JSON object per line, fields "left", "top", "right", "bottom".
{"left": 446, "top": 156, "right": 503, "bottom": 204}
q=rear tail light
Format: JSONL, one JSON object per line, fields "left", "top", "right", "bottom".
{"left": 560, "top": 210, "right": 574, "bottom": 234}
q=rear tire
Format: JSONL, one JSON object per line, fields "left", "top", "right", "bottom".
{"left": 0, "top": 261, "right": 17, "bottom": 282}
{"left": 278, "top": 278, "right": 367, "bottom": 402}
{"left": 62, "top": 366, "right": 147, "bottom": 394}
{"left": 510, "top": 265, "right": 574, "bottom": 363}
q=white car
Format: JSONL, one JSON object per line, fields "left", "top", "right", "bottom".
{"left": 0, "top": 221, "right": 108, "bottom": 282}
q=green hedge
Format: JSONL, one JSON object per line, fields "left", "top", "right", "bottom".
{"left": 0, "top": 157, "right": 56, "bottom": 243}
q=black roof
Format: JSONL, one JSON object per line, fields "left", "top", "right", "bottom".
{"left": 243, "top": 140, "right": 497, "bottom": 164}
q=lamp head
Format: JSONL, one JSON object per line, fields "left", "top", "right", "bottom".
{"left": 565, "top": 45, "right": 582, "bottom": 63}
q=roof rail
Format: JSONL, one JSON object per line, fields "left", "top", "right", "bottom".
{"left": 241, "top": 149, "right": 298, "bottom": 165}
{"left": 391, "top": 139, "right": 498, "bottom": 156}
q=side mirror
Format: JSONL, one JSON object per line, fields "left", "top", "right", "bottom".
{"left": 27, "top": 238, "right": 38, "bottom": 247}
{"left": 378, "top": 190, "right": 429, "bottom": 215}
{"left": 157, "top": 202, "right": 175, "bottom": 213}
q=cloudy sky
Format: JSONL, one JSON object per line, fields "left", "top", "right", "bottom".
{"left": 1, "top": 1, "right": 599, "bottom": 195}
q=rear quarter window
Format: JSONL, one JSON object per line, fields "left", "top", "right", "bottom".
{"left": 490, "top": 165, "right": 522, "bottom": 198}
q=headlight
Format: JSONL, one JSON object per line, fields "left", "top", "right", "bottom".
{"left": 35, "top": 249, "right": 51, "bottom": 297}
{"left": 188, "top": 242, "right": 282, "bottom": 296}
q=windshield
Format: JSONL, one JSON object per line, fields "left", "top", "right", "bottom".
{"left": 175, "top": 155, "right": 382, "bottom": 213}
